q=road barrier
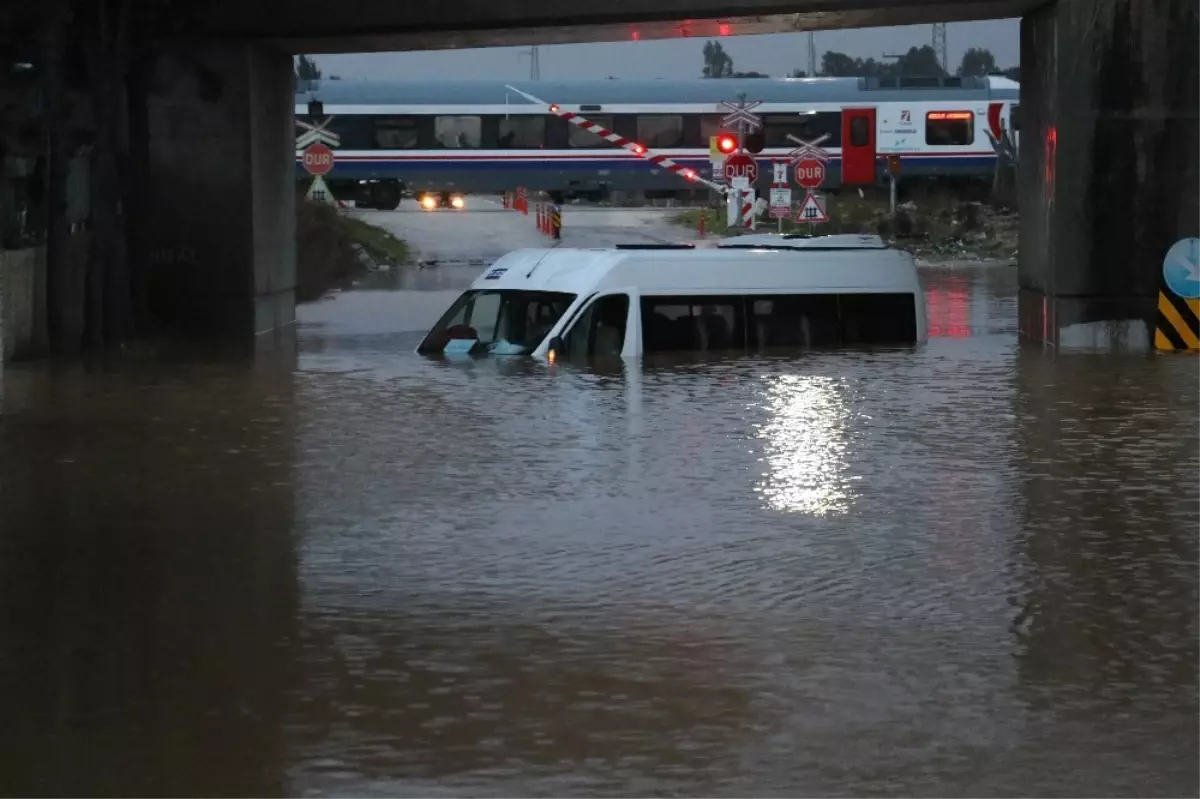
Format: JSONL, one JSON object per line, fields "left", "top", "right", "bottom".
{"left": 551, "top": 205, "right": 562, "bottom": 240}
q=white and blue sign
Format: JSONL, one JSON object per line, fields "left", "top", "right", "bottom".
{"left": 1162, "top": 237, "right": 1200, "bottom": 299}
{"left": 484, "top": 267, "right": 507, "bottom": 280}
{"left": 443, "top": 338, "right": 478, "bottom": 355}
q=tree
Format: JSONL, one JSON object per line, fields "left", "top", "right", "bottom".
{"left": 1002, "top": 65, "right": 1020, "bottom": 82}
{"left": 701, "top": 40, "right": 734, "bottom": 78}
{"left": 821, "top": 51, "right": 859, "bottom": 77}
{"left": 892, "top": 45, "right": 944, "bottom": 77}
{"left": 788, "top": 68, "right": 808, "bottom": 78}
{"left": 732, "top": 70, "right": 769, "bottom": 78}
{"left": 957, "top": 47, "right": 998, "bottom": 77}
{"left": 294, "top": 54, "right": 321, "bottom": 81}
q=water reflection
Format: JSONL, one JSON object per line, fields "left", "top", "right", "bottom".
{"left": 0, "top": 262, "right": 1195, "bottom": 797}
{"left": 753, "top": 374, "right": 854, "bottom": 515}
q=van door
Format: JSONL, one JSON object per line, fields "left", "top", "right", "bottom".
{"left": 558, "top": 293, "right": 632, "bottom": 362}
{"left": 841, "top": 108, "right": 877, "bottom": 186}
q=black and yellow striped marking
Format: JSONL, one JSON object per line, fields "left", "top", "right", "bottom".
{"left": 1155, "top": 290, "right": 1200, "bottom": 351}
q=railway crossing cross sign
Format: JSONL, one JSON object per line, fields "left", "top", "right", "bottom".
{"left": 296, "top": 116, "right": 340, "bottom": 149}
{"left": 788, "top": 133, "right": 832, "bottom": 164}
{"left": 719, "top": 98, "right": 763, "bottom": 131}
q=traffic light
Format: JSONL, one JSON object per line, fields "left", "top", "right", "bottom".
{"left": 744, "top": 132, "right": 765, "bottom": 154}
{"left": 716, "top": 134, "right": 738, "bottom": 154}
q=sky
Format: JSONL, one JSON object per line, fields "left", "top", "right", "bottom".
{"left": 314, "top": 19, "right": 1019, "bottom": 82}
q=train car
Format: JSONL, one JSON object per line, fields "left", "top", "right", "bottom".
{"left": 293, "top": 76, "right": 1019, "bottom": 207}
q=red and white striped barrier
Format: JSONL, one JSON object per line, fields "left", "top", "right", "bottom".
{"left": 504, "top": 85, "right": 728, "bottom": 196}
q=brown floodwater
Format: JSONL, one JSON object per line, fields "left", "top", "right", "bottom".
{"left": 0, "top": 263, "right": 1196, "bottom": 797}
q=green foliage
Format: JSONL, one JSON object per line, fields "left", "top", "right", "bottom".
{"left": 701, "top": 40, "right": 734, "bottom": 78}
{"left": 294, "top": 54, "right": 321, "bottom": 81}
{"left": 812, "top": 45, "right": 1017, "bottom": 82}
{"left": 958, "top": 47, "right": 998, "bottom": 76}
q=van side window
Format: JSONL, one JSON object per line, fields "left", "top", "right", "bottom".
{"left": 561, "top": 294, "right": 629, "bottom": 361}
{"left": 641, "top": 293, "right": 917, "bottom": 352}
{"left": 641, "top": 296, "right": 746, "bottom": 353}
{"left": 836, "top": 294, "right": 918, "bottom": 343}
{"left": 748, "top": 295, "right": 841, "bottom": 349}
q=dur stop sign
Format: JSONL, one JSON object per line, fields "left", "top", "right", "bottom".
{"left": 303, "top": 143, "right": 335, "bottom": 176}
{"left": 723, "top": 153, "right": 758, "bottom": 185}
{"left": 793, "top": 158, "right": 826, "bottom": 189}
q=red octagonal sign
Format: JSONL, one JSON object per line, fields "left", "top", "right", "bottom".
{"left": 723, "top": 153, "right": 758, "bottom": 184}
{"left": 303, "top": 143, "right": 335, "bottom": 176}
{"left": 794, "top": 158, "right": 826, "bottom": 189}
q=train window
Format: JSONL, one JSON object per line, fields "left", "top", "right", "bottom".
{"left": 925, "top": 111, "right": 974, "bottom": 146}
{"left": 763, "top": 112, "right": 842, "bottom": 148}
{"left": 568, "top": 115, "right": 614, "bottom": 147}
{"left": 434, "top": 116, "right": 482, "bottom": 148}
{"left": 1009, "top": 105, "right": 1020, "bottom": 133}
{"left": 372, "top": 116, "right": 418, "bottom": 149}
{"left": 637, "top": 115, "right": 685, "bottom": 148}
{"left": 498, "top": 116, "right": 545, "bottom": 148}
{"left": 849, "top": 116, "right": 870, "bottom": 147}
{"left": 699, "top": 115, "right": 724, "bottom": 142}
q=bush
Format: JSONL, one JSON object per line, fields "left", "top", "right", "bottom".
{"left": 296, "top": 199, "right": 359, "bottom": 302}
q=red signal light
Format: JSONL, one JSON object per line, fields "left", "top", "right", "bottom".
{"left": 717, "top": 135, "right": 737, "bottom": 154}
{"left": 631, "top": 143, "right": 646, "bottom": 154}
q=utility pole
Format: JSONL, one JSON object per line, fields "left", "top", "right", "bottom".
{"left": 932, "top": 23, "right": 948, "bottom": 73}
{"left": 520, "top": 46, "right": 541, "bottom": 80}
{"left": 807, "top": 31, "right": 817, "bottom": 77}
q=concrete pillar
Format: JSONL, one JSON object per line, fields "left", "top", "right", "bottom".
{"left": 1018, "top": 0, "right": 1199, "bottom": 351}
{"left": 144, "top": 42, "right": 295, "bottom": 343}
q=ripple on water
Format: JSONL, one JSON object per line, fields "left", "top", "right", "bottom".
{"left": 0, "top": 265, "right": 1194, "bottom": 797}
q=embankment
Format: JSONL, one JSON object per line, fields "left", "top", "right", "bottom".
{"left": 673, "top": 186, "right": 1019, "bottom": 262}
{"left": 296, "top": 200, "right": 409, "bottom": 302}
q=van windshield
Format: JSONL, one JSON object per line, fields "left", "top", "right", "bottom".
{"left": 418, "top": 289, "right": 576, "bottom": 355}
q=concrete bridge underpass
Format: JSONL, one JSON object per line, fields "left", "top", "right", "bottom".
{"left": 5, "top": 0, "right": 1197, "bottom": 354}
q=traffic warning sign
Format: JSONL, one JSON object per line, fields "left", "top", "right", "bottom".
{"left": 796, "top": 191, "right": 828, "bottom": 224}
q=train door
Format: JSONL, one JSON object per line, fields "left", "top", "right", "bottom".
{"left": 841, "top": 108, "right": 877, "bottom": 186}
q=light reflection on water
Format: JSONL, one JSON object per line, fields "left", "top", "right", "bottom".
{"left": 0, "top": 263, "right": 1196, "bottom": 797}
{"left": 754, "top": 374, "right": 855, "bottom": 516}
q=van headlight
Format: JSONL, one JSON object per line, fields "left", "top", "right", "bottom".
{"left": 451, "top": 195, "right": 465, "bottom": 209}
{"left": 420, "top": 195, "right": 437, "bottom": 210}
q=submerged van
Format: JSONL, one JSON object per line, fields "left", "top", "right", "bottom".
{"left": 416, "top": 239, "right": 926, "bottom": 360}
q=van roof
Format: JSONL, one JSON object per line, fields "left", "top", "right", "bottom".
{"left": 719, "top": 233, "right": 887, "bottom": 250}
{"left": 472, "top": 245, "right": 921, "bottom": 298}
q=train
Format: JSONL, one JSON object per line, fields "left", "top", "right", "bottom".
{"left": 293, "top": 75, "right": 1020, "bottom": 210}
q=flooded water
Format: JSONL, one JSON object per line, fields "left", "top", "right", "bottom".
{"left": 0, "top": 263, "right": 1196, "bottom": 797}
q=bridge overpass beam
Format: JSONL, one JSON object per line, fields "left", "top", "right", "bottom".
{"left": 143, "top": 43, "right": 296, "bottom": 343}
{"left": 1017, "top": 0, "right": 1199, "bottom": 351}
